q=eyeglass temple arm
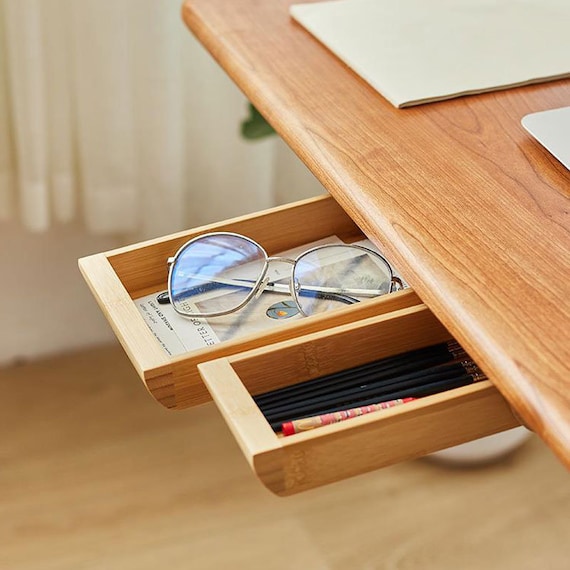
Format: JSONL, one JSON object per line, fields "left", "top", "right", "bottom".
{"left": 161, "top": 275, "right": 396, "bottom": 308}
{"left": 170, "top": 271, "right": 393, "bottom": 297}
{"left": 390, "top": 276, "right": 404, "bottom": 292}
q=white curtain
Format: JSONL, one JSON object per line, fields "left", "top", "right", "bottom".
{"left": 0, "top": 0, "right": 322, "bottom": 239}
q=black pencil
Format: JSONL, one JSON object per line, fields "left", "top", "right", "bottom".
{"left": 254, "top": 341, "right": 465, "bottom": 407}
{"left": 263, "top": 362, "right": 477, "bottom": 425}
{"left": 259, "top": 360, "right": 466, "bottom": 415}
{"left": 257, "top": 357, "right": 470, "bottom": 414}
{"left": 256, "top": 350, "right": 459, "bottom": 408}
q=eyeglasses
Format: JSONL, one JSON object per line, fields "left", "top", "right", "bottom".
{"left": 164, "top": 232, "right": 402, "bottom": 318}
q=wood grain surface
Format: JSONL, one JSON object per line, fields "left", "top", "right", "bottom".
{"left": 1, "top": 345, "right": 569, "bottom": 570}
{"left": 181, "top": 0, "right": 570, "bottom": 468}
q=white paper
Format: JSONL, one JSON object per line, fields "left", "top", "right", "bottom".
{"left": 290, "top": 0, "right": 570, "bottom": 107}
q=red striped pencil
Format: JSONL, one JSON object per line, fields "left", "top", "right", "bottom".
{"left": 281, "top": 397, "right": 415, "bottom": 436}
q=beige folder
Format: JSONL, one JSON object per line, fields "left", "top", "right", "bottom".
{"left": 290, "top": 0, "right": 570, "bottom": 108}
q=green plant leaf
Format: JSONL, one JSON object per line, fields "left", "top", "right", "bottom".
{"left": 241, "top": 103, "right": 276, "bottom": 140}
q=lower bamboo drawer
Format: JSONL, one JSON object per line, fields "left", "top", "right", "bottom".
{"left": 78, "top": 194, "right": 419, "bottom": 409}
{"left": 198, "top": 304, "right": 520, "bottom": 496}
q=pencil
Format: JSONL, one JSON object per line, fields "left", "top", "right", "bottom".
{"left": 268, "top": 370, "right": 486, "bottom": 431}
{"left": 281, "top": 397, "right": 416, "bottom": 436}
{"left": 254, "top": 341, "right": 466, "bottom": 408}
{"left": 260, "top": 360, "right": 478, "bottom": 422}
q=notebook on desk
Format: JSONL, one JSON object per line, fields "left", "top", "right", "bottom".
{"left": 290, "top": 0, "right": 570, "bottom": 108}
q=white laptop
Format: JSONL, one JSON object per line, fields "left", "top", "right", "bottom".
{"left": 521, "top": 106, "right": 570, "bottom": 171}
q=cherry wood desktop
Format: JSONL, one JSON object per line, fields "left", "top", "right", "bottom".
{"left": 182, "top": 0, "right": 570, "bottom": 469}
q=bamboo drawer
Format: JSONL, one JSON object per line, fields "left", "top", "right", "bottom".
{"left": 78, "top": 194, "right": 420, "bottom": 409}
{"left": 198, "top": 304, "right": 520, "bottom": 496}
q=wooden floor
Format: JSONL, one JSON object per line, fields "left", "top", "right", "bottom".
{"left": 1, "top": 344, "right": 569, "bottom": 570}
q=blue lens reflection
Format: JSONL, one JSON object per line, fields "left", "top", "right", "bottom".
{"left": 170, "top": 234, "right": 266, "bottom": 315}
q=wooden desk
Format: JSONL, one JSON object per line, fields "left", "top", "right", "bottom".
{"left": 182, "top": 0, "right": 570, "bottom": 469}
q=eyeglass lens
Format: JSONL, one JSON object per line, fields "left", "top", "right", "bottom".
{"left": 293, "top": 245, "right": 392, "bottom": 315}
{"left": 169, "top": 234, "right": 266, "bottom": 315}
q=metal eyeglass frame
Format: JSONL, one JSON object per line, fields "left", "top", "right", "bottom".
{"left": 165, "top": 231, "right": 403, "bottom": 318}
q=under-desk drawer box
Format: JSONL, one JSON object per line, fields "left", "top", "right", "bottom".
{"left": 198, "top": 304, "right": 520, "bottom": 496}
{"left": 79, "top": 195, "right": 420, "bottom": 409}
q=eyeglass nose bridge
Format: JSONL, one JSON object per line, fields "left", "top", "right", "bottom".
{"left": 266, "top": 256, "right": 295, "bottom": 265}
